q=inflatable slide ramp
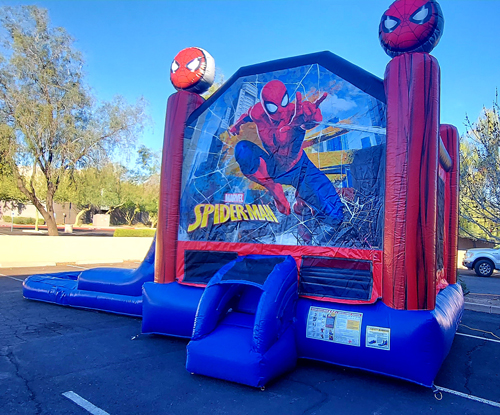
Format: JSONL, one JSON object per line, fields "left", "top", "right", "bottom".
{"left": 22, "top": 238, "right": 156, "bottom": 316}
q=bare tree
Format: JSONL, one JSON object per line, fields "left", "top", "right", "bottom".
{"left": 460, "top": 92, "right": 500, "bottom": 242}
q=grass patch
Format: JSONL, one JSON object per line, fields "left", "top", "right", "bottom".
{"left": 113, "top": 228, "right": 156, "bottom": 237}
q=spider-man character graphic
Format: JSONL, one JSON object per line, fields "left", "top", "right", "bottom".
{"left": 379, "top": 0, "right": 444, "bottom": 57}
{"left": 229, "top": 80, "right": 344, "bottom": 227}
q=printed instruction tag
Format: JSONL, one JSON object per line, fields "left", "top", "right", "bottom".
{"left": 365, "top": 326, "right": 390, "bottom": 350}
{"left": 306, "top": 306, "right": 362, "bottom": 347}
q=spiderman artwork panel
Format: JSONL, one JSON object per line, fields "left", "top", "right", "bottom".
{"left": 178, "top": 64, "right": 387, "bottom": 249}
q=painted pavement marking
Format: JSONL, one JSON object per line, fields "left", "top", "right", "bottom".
{"left": 435, "top": 386, "right": 500, "bottom": 409}
{"left": 457, "top": 332, "right": 500, "bottom": 344}
{"left": 62, "top": 391, "right": 110, "bottom": 415}
{"left": 6, "top": 276, "right": 24, "bottom": 282}
{"left": 66, "top": 264, "right": 89, "bottom": 270}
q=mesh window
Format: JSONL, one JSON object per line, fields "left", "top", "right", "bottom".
{"left": 299, "top": 256, "right": 372, "bottom": 300}
{"left": 221, "top": 256, "right": 285, "bottom": 285}
{"left": 184, "top": 251, "right": 238, "bottom": 284}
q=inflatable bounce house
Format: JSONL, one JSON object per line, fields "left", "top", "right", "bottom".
{"left": 23, "top": 0, "right": 464, "bottom": 389}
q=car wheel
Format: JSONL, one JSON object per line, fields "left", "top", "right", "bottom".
{"left": 474, "top": 259, "right": 494, "bottom": 277}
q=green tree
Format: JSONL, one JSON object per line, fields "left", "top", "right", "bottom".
{"left": 0, "top": 173, "right": 28, "bottom": 202}
{"left": 460, "top": 94, "right": 500, "bottom": 242}
{"left": 130, "top": 145, "right": 160, "bottom": 184}
{"left": 56, "top": 160, "right": 159, "bottom": 228}
{"left": 120, "top": 146, "right": 160, "bottom": 226}
{"left": 0, "top": 6, "right": 148, "bottom": 235}
{"left": 141, "top": 175, "right": 160, "bottom": 227}
{"left": 55, "top": 164, "right": 124, "bottom": 225}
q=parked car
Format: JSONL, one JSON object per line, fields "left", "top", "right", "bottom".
{"left": 462, "top": 247, "right": 500, "bottom": 277}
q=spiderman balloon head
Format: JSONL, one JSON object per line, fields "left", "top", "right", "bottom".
{"left": 260, "top": 80, "right": 294, "bottom": 123}
{"left": 379, "top": 0, "right": 444, "bottom": 57}
{"left": 170, "top": 47, "right": 215, "bottom": 94}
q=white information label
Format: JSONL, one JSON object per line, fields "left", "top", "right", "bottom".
{"left": 365, "top": 326, "right": 390, "bottom": 350}
{"left": 306, "top": 306, "right": 362, "bottom": 347}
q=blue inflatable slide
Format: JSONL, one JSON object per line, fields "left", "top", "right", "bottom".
{"left": 23, "top": 237, "right": 156, "bottom": 316}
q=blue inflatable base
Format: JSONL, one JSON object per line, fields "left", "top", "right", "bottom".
{"left": 144, "top": 281, "right": 463, "bottom": 388}
{"left": 295, "top": 283, "right": 464, "bottom": 387}
{"left": 23, "top": 272, "right": 143, "bottom": 316}
{"left": 22, "top": 256, "right": 464, "bottom": 388}
{"left": 142, "top": 281, "right": 204, "bottom": 338}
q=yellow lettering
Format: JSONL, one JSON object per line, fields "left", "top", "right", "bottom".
{"left": 201, "top": 204, "right": 214, "bottom": 228}
{"left": 258, "top": 205, "right": 270, "bottom": 221}
{"left": 230, "top": 204, "right": 239, "bottom": 221}
{"left": 191, "top": 203, "right": 278, "bottom": 230}
{"left": 264, "top": 205, "right": 278, "bottom": 223}
{"left": 214, "top": 204, "right": 220, "bottom": 225}
{"left": 188, "top": 204, "right": 204, "bottom": 232}
{"left": 235, "top": 204, "right": 249, "bottom": 221}
{"left": 246, "top": 204, "right": 261, "bottom": 220}
{"left": 220, "top": 204, "right": 230, "bottom": 224}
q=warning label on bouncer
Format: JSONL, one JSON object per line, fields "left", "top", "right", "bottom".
{"left": 365, "top": 326, "right": 390, "bottom": 350}
{"left": 306, "top": 306, "right": 362, "bottom": 347}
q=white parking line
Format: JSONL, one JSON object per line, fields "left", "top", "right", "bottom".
{"left": 62, "top": 391, "right": 110, "bottom": 415}
{"left": 457, "top": 332, "right": 500, "bottom": 344}
{"left": 435, "top": 385, "right": 500, "bottom": 408}
{"left": 6, "top": 276, "right": 24, "bottom": 282}
{"left": 66, "top": 264, "right": 89, "bottom": 270}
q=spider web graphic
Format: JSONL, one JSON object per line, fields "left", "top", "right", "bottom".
{"left": 179, "top": 64, "right": 386, "bottom": 249}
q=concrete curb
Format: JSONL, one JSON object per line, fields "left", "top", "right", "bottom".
{"left": 464, "top": 302, "right": 500, "bottom": 315}
{"left": 0, "top": 259, "right": 127, "bottom": 268}
{"left": 0, "top": 261, "right": 57, "bottom": 268}
{"left": 75, "top": 259, "right": 124, "bottom": 265}
{"left": 0, "top": 235, "right": 152, "bottom": 267}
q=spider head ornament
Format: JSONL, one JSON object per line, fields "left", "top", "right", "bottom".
{"left": 379, "top": 0, "right": 444, "bottom": 57}
{"left": 170, "top": 47, "right": 215, "bottom": 94}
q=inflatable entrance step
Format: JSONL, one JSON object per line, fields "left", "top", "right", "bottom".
{"left": 186, "top": 255, "right": 298, "bottom": 387}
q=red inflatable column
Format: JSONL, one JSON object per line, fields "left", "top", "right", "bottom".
{"left": 383, "top": 53, "right": 440, "bottom": 310}
{"left": 155, "top": 91, "right": 204, "bottom": 284}
{"left": 440, "top": 124, "right": 459, "bottom": 285}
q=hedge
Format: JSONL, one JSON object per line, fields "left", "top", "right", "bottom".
{"left": 3, "top": 216, "right": 45, "bottom": 225}
{"left": 113, "top": 228, "right": 156, "bottom": 237}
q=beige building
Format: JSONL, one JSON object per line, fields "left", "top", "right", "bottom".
{"left": 0, "top": 201, "right": 80, "bottom": 225}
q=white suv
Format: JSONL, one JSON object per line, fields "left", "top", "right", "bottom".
{"left": 462, "top": 247, "right": 500, "bottom": 277}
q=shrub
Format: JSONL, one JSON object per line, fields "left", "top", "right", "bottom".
{"left": 113, "top": 228, "right": 156, "bottom": 237}
{"left": 458, "top": 277, "right": 469, "bottom": 296}
{"left": 3, "top": 216, "right": 45, "bottom": 225}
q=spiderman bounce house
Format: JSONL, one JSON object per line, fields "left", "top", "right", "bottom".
{"left": 23, "top": 0, "right": 464, "bottom": 388}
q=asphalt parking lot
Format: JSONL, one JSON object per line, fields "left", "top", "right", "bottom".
{"left": 1, "top": 267, "right": 500, "bottom": 415}
{"left": 459, "top": 269, "right": 500, "bottom": 295}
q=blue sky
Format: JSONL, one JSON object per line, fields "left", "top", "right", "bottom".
{"left": 2, "top": 0, "right": 499, "bottom": 152}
